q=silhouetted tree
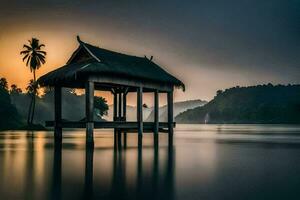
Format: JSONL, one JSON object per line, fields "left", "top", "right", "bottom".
{"left": 0, "top": 78, "right": 23, "bottom": 130}
{"left": 216, "top": 90, "right": 223, "bottom": 96}
{"left": 10, "top": 84, "right": 22, "bottom": 94}
{"left": 94, "top": 96, "right": 109, "bottom": 117}
{"left": 20, "top": 38, "right": 46, "bottom": 125}
{"left": 0, "top": 77, "right": 8, "bottom": 91}
{"left": 25, "top": 80, "right": 38, "bottom": 125}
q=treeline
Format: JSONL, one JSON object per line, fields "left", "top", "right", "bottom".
{"left": 0, "top": 78, "right": 23, "bottom": 130}
{"left": 176, "top": 84, "right": 300, "bottom": 124}
{"left": 0, "top": 77, "right": 109, "bottom": 130}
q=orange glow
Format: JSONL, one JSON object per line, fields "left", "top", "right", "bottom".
{"left": 0, "top": 30, "right": 171, "bottom": 105}
{"left": 0, "top": 31, "right": 75, "bottom": 91}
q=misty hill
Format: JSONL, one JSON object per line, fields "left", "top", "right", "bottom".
{"left": 176, "top": 84, "right": 300, "bottom": 124}
{"left": 103, "top": 99, "right": 207, "bottom": 122}
{"left": 103, "top": 105, "right": 152, "bottom": 121}
{"left": 11, "top": 88, "right": 108, "bottom": 125}
{"left": 147, "top": 99, "right": 207, "bottom": 122}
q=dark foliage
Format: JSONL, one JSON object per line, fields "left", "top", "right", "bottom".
{"left": 176, "top": 84, "right": 300, "bottom": 124}
{"left": 0, "top": 76, "right": 109, "bottom": 130}
{"left": 94, "top": 96, "right": 109, "bottom": 117}
{"left": 0, "top": 81, "right": 23, "bottom": 130}
{"left": 11, "top": 88, "right": 109, "bottom": 125}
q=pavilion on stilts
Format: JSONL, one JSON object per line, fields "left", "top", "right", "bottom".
{"left": 37, "top": 36, "right": 185, "bottom": 147}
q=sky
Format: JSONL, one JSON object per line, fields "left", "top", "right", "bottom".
{"left": 0, "top": 0, "right": 299, "bottom": 105}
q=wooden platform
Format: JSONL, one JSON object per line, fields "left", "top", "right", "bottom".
{"left": 46, "top": 121, "right": 175, "bottom": 132}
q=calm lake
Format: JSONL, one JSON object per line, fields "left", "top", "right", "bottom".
{"left": 0, "top": 124, "right": 300, "bottom": 200}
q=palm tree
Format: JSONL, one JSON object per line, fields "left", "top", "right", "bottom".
{"left": 26, "top": 80, "right": 35, "bottom": 125}
{"left": 20, "top": 38, "right": 46, "bottom": 125}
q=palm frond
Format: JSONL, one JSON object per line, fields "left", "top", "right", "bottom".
{"left": 26, "top": 56, "right": 31, "bottom": 66}
{"left": 37, "top": 53, "right": 45, "bottom": 60}
{"left": 38, "top": 44, "right": 45, "bottom": 49}
{"left": 40, "top": 58, "right": 46, "bottom": 64}
{"left": 37, "top": 58, "right": 41, "bottom": 68}
{"left": 37, "top": 50, "right": 46, "bottom": 55}
{"left": 23, "top": 44, "right": 32, "bottom": 50}
{"left": 20, "top": 50, "right": 30, "bottom": 55}
{"left": 22, "top": 54, "right": 29, "bottom": 61}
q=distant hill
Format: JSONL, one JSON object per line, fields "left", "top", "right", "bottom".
{"left": 176, "top": 84, "right": 300, "bottom": 124}
{"left": 147, "top": 99, "right": 207, "bottom": 122}
{"left": 11, "top": 88, "right": 108, "bottom": 125}
{"left": 103, "top": 99, "right": 207, "bottom": 122}
{"left": 103, "top": 105, "right": 152, "bottom": 121}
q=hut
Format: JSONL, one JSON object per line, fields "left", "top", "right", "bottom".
{"left": 38, "top": 36, "right": 184, "bottom": 146}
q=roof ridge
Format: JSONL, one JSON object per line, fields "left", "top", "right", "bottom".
{"left": 80, "top": 42, "right": 101, "bottom": 62}
{"left": 77, "top": 36, "right": 152, "bottom": 61}
{"left": 82, "top": 41, "right": 146, "bottom": 60}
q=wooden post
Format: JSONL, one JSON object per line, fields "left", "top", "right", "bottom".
{"left": 117, "top": 91, "right": 122, "bottom": 149}
{"left": 167, "top": 90, "right": 174, "bottom": 143}
{"left": 113, "top": 90, "right": 117, "bottom": 146}
{"left": 118, "top": 92, "right": 122, "bottom": 120}
{"left": 123, "top": 91, "right": 127, "bottom": 148}
{"left": 85, "top": 81, "right": 94, "bottom": 146}
{"left": 113, "top": 91, "right": 118, "bottom": 121}
{"left": 154, "top": 90, "right": 159, "bottom": 144}
{"left": 137, "top": 86, "right": 143, "bottom": 146}
{"left": 54, "top": 86, "right": 62, "bottom": 144}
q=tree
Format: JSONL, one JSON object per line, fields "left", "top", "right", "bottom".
{"left": 10, "top": 84, "right": 22, "bottom": 94}
{"left": 216, "top": 90, "right": 223, "bottom": 96}
{"left": 94, "top": 96, "right": 109, "bottom": 118}
{"left": 20, "top": 38, "right": 46, "bottom": 125}
{"left": 25, "top": 79, "right": 38, "bottom": 125}
{"left": 0, "top": 77, "right": 8, "bottom": 91}
{"left": 0, "top": 85, "right": 23, "bottom": 130}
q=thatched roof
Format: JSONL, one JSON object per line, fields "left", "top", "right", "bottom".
{"left": 38, "top": 37, "right": 185, "bottom": 91}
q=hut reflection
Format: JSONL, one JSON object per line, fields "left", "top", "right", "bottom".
{"left": 50, "top": 143, "right": 61, "bottom": 200}
{"left": 83, "top": 146, "right": 94, "bottom": 200}
{"left": 111, "top": 133, "right": 175, "bottom": 200}
{"left": 25, "top": 131, "right": 35, "bottom": 200}
{"left": 49, "top": 133, "right": 175, "bottom": 200}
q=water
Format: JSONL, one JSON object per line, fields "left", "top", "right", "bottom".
{"left": 0, "top": 124, "right": 300, "bottom": 200}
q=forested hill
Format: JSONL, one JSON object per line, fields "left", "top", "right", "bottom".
{"left": 176, "top": 84, "right": 300, "bottom": 124}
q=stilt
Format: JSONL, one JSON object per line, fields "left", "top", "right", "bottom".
{"left": 154, "top": 89, "right": 159, "bottom": 145}
{"left": 54, "top": 86, "right": 62, "bottom": 145}
{"left": 85, "top": 81, "right": 94, "bottom": 147}
{"left": 137, "top": 86, "right": 143, "bottom": 146}
{"left": 117, "top": 91, "right": 122, "bottom": 149}
{"left": 167, "top": 90, "right": 174, "bottom": 145}
{"left": 123, "top": 91, "right": 127, "bottom": 148}
{"left": 113, "top": 90, "right": 118, "bottom": 146}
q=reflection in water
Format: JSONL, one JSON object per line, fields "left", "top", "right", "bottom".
{"left": 1, "top": 125, "right": 300, "bottom": 200}
{"left": 25, "top": 131, "right": 35, "bottom": 200}
{"left": 51, "top": 143, "right": 61, "bottom": 200}
{"left": 46, "top": 132, "right": 175, "bottom": 200}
